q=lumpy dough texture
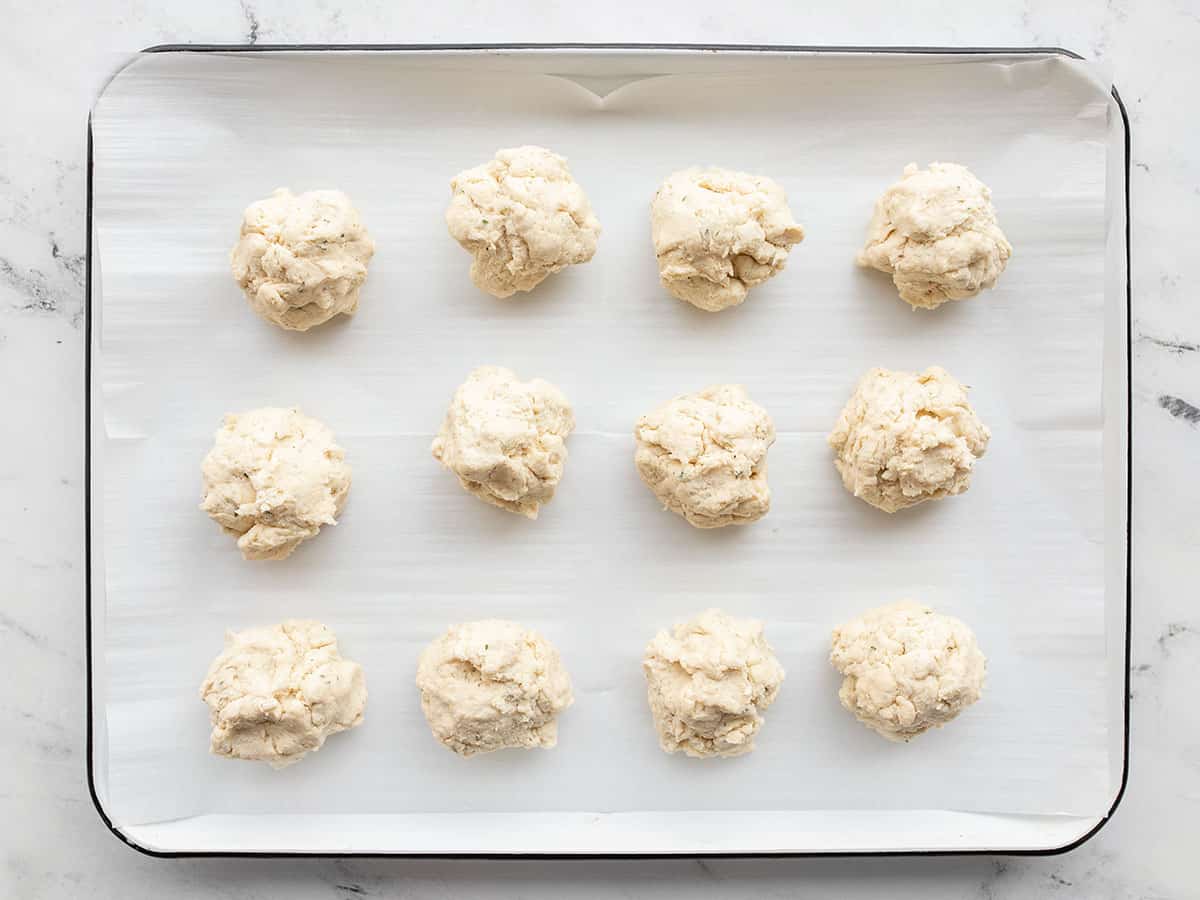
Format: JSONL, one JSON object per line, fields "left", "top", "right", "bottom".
{"left": 416, "top": 619, "right": 574, "bottom": 757}
{"left": 200, "top": 407, "right": 351, "bottom": 560}
{"left": 431, "top": 365, "right": 575, "bottom": 518}
{"left": 857, "top": 162, "right": 1012, "bottom": 310}
{"left": 445, "top": 145, "right": 601, "bottom": 298}
{"left": 830, "top": 601, "right": 986, "bottom": 741}
{"left": 199, "top": 620, "right": 367, "bottom": 768}
{"left": 643, "top": 609, "right": 785, "bottom": 758}
{"left": 231, "top": 188, "right": 375, "bottom": 330}
{"left": 634, "top": 384, "right": 775, "bottom": 528}
{"left": 828, "top": 367, "right": 990, "bottom": 513}
{"left": 650, "top": 167, "right": 805, "bottom": 312}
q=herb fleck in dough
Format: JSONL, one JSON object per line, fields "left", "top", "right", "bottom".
{"left": 830, "top": 601, "right": 986, "bottom": 741}
{"left": 200, "top": 407, "right": 351, "bottom": 560}
{"left": 416, "top": 619, "right": 573, "bottom": 757}
{"left": 828, "top": 366, "right": 990, "bottom": 513}
{"left": 634, "top": 384, "right": 775, "bottom": 528}
{"left": 445, "top": 145, "right": 601, "bottom": 298}
{"left": 643, "top": 609, "right": 785, "bottom": 758}
{"left": 650, "top": 167, "right": 805, "bottom": 312}
{"left": 858, "top": 162, "right": 1011, "bottom": 310}
{"left": 432, "top": 365, "right": 575, "bottom": 518}
{"left": 231, "top": 188, "right": 375, "bottom": 330}
{"left": 199, "top": 620, "right": 367, "bottom": 768}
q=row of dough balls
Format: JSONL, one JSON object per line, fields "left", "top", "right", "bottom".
{"left": 199, "top": 364, "right": 990, "bottom": 559}
{"left": 230, "top": 146, "right": 1012, "bottom": 329}
{"left": 199, "top": 604, "right": 987, "bottom": 768}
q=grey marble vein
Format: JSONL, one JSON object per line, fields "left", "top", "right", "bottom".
{"left": 1157, "top": 394, "right": 1200, "bottom": 425}
{"left": 1156, "top": 621, "right": 1196, "bottom": 655}
{"left": 1139, "top": 334, "right": 1199, "bottom": 353}
{"left": 0, "top": 258, "right": 64, "bottom": 314}
{"left": 979, "top": 859, "right": 1010, "bottom": 900}
{"left": 239, "top": 0, "right": 261, "bottom": 45}
{"left": 0, "top": 611, "right": 55, "bottom": 651}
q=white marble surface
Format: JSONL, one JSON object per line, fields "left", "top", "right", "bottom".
{"left": 2, "top": 0, "right": 1196, "bottom": 896}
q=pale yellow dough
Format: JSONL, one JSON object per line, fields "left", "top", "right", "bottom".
{"left": 643, "top": 609, "right": 785, "bottom": 758}
{"left": 650, "top": 167, "right": 805, "bottom": 312}
{"left": 199, "top": 620, "right": 367, "bottom": 768}
{"left": 830, "top": 601, "right": 986, "bottom": 742}
{"left": 634, "top": 384, "right": 775, "bottom": 528}
{"left": 200, "top": 407, "right": 351, "bottom": 560}
{"left": 857, "top": 162, "right": 1012, "bottom": 310}
{"left": 432, "top": 365, "right": 575, "bottom": 518}
{"left": 231, "top": 188, "right": 375, "bottom": 330}
{"left": 828, "top": 367, "right": 990, "bottom": 513}
{"left": 416, "top": 619, "right": 573, "bottom": 757}
{"left": 445, "top": 145, "right": 601, "bottom": 298}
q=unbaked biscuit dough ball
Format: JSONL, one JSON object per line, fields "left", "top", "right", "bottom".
{"left": 231, "top": 188, "right": 375, "bottom": 330}
{"left": 828, "top": 367, "right": 989, "bottom": 513}
{"left": 858, "top": 162, "right": 1012, "bottom": 310}
{"left": 643, "top": 609, "right": 785, "bottom": 758}
{"left": 634, "top": 384, "right": 775, "bottom": 528}
{"left": 200, "top": 407, "right": 351, "bottom": 560}
{"left": 431, "top": 365, "right": 575, "bottom": 519}
{"left": 445, "top": 145, "right": 601, "bottom": 298}
{"left": 199, "top": 620, "right": 367, "bottom": 768}
{"left": 416, "top": 619, "right": 574, "bottom": 757}
{"left": 830, "top": 601, "right": 986, "bottom": 741}
{"left": 650, "top": 167, "right": 805, "bottom": 312}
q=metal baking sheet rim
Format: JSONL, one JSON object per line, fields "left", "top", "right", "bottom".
{"left": 82, "top": 43, "right": 1132, "bottom": 860}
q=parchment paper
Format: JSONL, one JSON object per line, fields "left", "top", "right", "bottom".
{"left": 91, "top": 50, "right": 1117, "bottom": 829}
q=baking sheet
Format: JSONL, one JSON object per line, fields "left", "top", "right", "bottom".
{"left": 90, "top": 49, "right": 1119, "bottom": 841}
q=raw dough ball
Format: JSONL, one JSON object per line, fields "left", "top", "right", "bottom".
{"left": 642, "top": 609, "right": 785, "bottom": 758}
{"left": 828, "top": 367, "right": 989, "bottom": 513}
{"left": 830, "top": 601, "right": 986, "bottom": 741}
{"left": 416, "top": 619, "right": 574, "bottom": 757}
{"left": 200, "top": 407, "right": 351, "bottom": 560}
{"left": 431, "top": 365, "right": 575, "bottom": 518}
{"left": 199, "top": 620, "right": 367, "bottom": 768}
{"left": 650, "top": 167, "right": 805, "bottom": 312}
{"left": 634, "top": 384, "right": 775, "bottom": 528}
{"left": 445, "top": 145, "right": 601, "bottom": 298}
{"left": 231, "top": 188, "right": 375, "bottom": 330}
{"left": 857, "top": 162, "right": 1012, "bottom": 310}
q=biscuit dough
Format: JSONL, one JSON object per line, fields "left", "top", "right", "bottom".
{"left": 830, "top": 601, "right": 986, "bottom": 741}
{"left": 650, "top": 167, "right": 805, "bottom": 312}
{"left": 231, "top": 188, "right": 375, "bottom": 330}
{"left": 642, "top": 609, "right": 785, "bottom": 758}
{"left": 828, "top": 367, "right": 990, "bottom": 513}
{"left": 857, "top": 162, "right": 1012, "bottom": 310}
{"left": 445, "top": 145, "right": 601, "bottom": 298}
{"left": 200, "top": 407, "right": 351, "bottom": 560}
{"left": 634, "top": 384, "right": 775, "bottom": 528}
{"left": 432, "top": 365, "right": 575, "bottom": 518}
{"left": 199, "top": 620, "right": 367, "bottom": 767}
{"left": 416, "top": 619, "right": 574, "bottom": 757}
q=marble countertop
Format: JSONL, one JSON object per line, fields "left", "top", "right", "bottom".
{"left": 2, "top": 1, "right": 1196, "bottom": 897}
